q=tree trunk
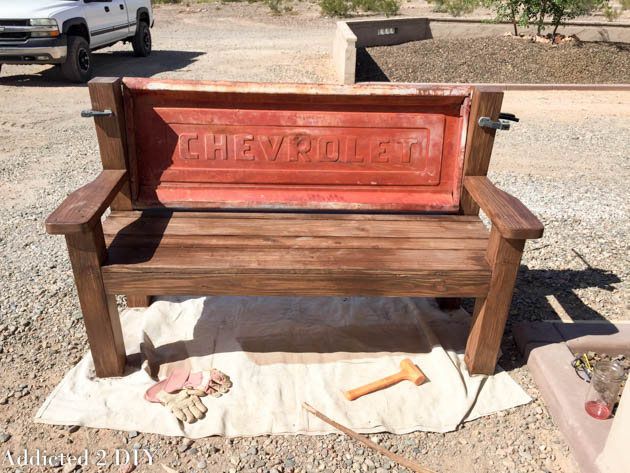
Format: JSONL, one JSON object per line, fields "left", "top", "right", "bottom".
{"left": 538, "top": 0, "right": 548, "bottom": 34}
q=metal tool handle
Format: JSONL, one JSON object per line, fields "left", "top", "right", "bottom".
{"left": 81, "top": 109, "right": 113, "bottom": 118}
{"left": 478, "top": 117, "right": 511, "bottom": 130}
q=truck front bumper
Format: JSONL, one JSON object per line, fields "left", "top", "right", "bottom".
{"left": 0, "top": 36, "right": 67, "bottom": 65}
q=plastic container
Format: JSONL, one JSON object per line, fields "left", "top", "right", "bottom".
{"left": 584, "top": 361, "right": 625, "bottom": 420}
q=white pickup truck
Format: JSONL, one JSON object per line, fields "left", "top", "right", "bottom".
{"left": 0, "top": 0, "right": 153, "bottom": 82}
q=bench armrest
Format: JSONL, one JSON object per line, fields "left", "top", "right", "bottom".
{"left": 463, "top": 176, "right": 544, "bottom": 240}
{"left": 45, "top": 170, "right": 128, "bottom": 235}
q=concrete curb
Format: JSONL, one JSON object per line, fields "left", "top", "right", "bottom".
{"left": 513, "top": 322, "right": 630, "bottom": 473}
{"left": 333, "top": 17, "right": 630, "bottom": 84}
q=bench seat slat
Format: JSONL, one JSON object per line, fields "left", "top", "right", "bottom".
{"left": 102, "top": 271, "right": 491, "bottom": 298}
{"left": 105, "top": 235, "right": 489, "bottom": 250}
{"left": 103, "top": 214, "right": 489, "bottom": 240}
{"left": 104, "top": 247, "right": 490, "bottom": 273}
{"left": 101, "top": 212, "right": 491, "bottom": 297}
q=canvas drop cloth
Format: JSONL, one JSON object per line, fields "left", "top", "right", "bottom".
{"left": 35, "top": 296, "right": 530, "bottom": 437}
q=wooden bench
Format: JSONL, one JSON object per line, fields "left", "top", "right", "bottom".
{"left": 46, "top": 77, "right": 543, "bottom": 378}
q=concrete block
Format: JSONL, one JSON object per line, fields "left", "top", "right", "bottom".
{"left": 556, "top": 323, "right": 630, "bottom": 357}
{"left": 332, "top": 21, "right": 357, "bottom": 85}
{"left": 596, "top": 382, "right": 630, "bottom": 473}
{"left": 512, "top": 322, "right": 563, "bottom": 359}
{"left": 528, "top": 342, "right": 613, "bottom": 473}
{"left": 347, "top": 17, "right": 430, "bottom": 48}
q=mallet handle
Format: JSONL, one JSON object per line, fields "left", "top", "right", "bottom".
{"left": 344, "top": 372, "right": 404, "bottom": 401}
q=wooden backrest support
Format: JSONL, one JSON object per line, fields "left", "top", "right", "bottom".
{"left": 88, "top": 78, "right": 504, "bottom": 214}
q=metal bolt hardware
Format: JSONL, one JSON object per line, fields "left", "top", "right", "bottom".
{"left": 478, "top": 117, "right": 511, "bottom": 130}
{"left": 499, "top": 112, "right": 519, "bottom": 123}
{"left": 81, "top": 109, "right": 113, "bottom": 118}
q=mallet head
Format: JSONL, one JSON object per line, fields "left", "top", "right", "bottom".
{"left": 400, "top": 358, "right": 426, "bottom": 386}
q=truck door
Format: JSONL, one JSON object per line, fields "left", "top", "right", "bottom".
{"left": 83, "top": 0, "right": 130, "bottom": 48}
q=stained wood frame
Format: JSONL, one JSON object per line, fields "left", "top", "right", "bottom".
{"left": 45, "top": 78, "right": 543, "bottom": 378}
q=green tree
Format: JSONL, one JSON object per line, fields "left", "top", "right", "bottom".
{"left": 483, "top": 0, "right": 533, "bottom": 35}
{"left": 547, "top": 0, "right": 606, "bottom": 34}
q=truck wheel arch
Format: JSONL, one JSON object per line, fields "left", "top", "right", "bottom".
{"left": 62, "top": 18, "right": 90, "bottom": 44}
{"left": 136, "top": 8, "right": 151, "bottom": 27}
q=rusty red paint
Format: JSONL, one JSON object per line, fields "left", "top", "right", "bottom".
{"left": 122, "top": 78, "right": 471, "bottom": 212}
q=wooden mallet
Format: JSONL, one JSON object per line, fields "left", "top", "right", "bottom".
{"left": 345, "top": 358, "right": 426, "bottom": 401}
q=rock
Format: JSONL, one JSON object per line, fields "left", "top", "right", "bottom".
{"left": 197, "top": 460, "right": 207, "bottom": 469}
{"left": 128, "top": 431, "right": 139, "bottom": 439}
{"left": 180, "top": 438, "right": 193, "bottom": 452}
{"left": 0, "top": 397, "right": 7, "bottom": 405}
{"left": 68, "top": 425, "right": 80, "bottom": 434}
{"left": 119, "top": 465, "right": 135, "bottom": 473}
{"left": 132, "top": 442, "right": 142, "bottom": 450}
{"left": 0, "top": 433, "right": 11, "bottom": 443}
{"left": 247, "top": 446, "right": 258, "bottom": 455}
{"left": 62, "top": 464, "right": 76, "bottom": 473}
{"left": 285, "top": 459, "right": 296, "bottom": 468}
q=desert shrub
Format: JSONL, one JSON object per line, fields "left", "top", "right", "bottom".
{"left": 602, "top": 2, "right": 621, "bottom": 20}
{"left": 427, "top": 0, "right": 480, "bottom": 15}
{"left": 265, "top": 0, "right": 284, "bottom": 12}
{"left": 355, "top": 0, "right": 401, "bottom": 14}
{"left": 319, "top": 0, "right": 353, "bottom": 15}
{"left": 319, "top": 0, "right": 400, "bottom": 16}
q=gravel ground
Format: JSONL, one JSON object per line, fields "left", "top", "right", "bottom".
{"left": 357, "top": 37, "right": 630, "bottom": 83}
{"left": 1, "top": 4, "right": 629, "bottom": 473}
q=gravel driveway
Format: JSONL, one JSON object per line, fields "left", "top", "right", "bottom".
{"left": 0, "top": 3, "right": 628, "bottom": 473}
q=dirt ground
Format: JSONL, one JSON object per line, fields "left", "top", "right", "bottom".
{"left": 0, "top": 2, "right": 629, "bottom": 473}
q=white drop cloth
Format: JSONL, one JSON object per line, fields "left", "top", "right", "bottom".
{"left": 35, "top": 296, "right": 530, "bottom": 437}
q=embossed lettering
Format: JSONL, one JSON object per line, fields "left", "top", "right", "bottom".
{"left": 371, "top": 138, "right": 391, "bottom": 163}
{"left": 288, "top": 135, "right": 312, "bottom": 162}
{"left": 318, "top": 136, "right": 340, "bottom": 162}
{"left": 398, "top": 138, "right": 419, "bottom": 163}
{"left": 345, "top": 136, "right": 366, "bottom": 163}
{"left": 259, "top": 135, "right": 284, "bottom": 161}
{"left": 235, "top": 135, "right": 255, "bottom": 160}
{"left": 179, "top": 133, "right": 200, "bottom": 160}
{"left": 177, "top": 131, "right": 428, "bottom": 166}
{"left": 205, "top": 134, "right": 227, "bottom": 160}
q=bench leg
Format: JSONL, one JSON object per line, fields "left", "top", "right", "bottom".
{"left": 437, "top": 298, "right": 462, "bottom": 311}
{"left": 66, "top": 227, "right": 126, "bottom": 378}
{"left": 127, "top": 295, "right": 152, "bottom": 308}
{"left": 465, "top": 227, "right": 525, "bottom": 375}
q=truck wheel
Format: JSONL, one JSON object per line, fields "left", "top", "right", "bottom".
{"left": 61, "top": 36, "right": 93, "bottom": 83}
{"left": 132, "top": 22, "right": 151, "bottom": 57}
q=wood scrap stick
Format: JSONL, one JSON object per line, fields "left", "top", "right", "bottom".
{"left": 302, "top": 402, "right": 437, "bottom": 473}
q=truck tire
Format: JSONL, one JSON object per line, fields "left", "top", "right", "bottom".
{"left": 132, "top": 22, "right": 151, "bottom": 57}
{"left": 61, "top": 35, "right": 93, "bottom": 83}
